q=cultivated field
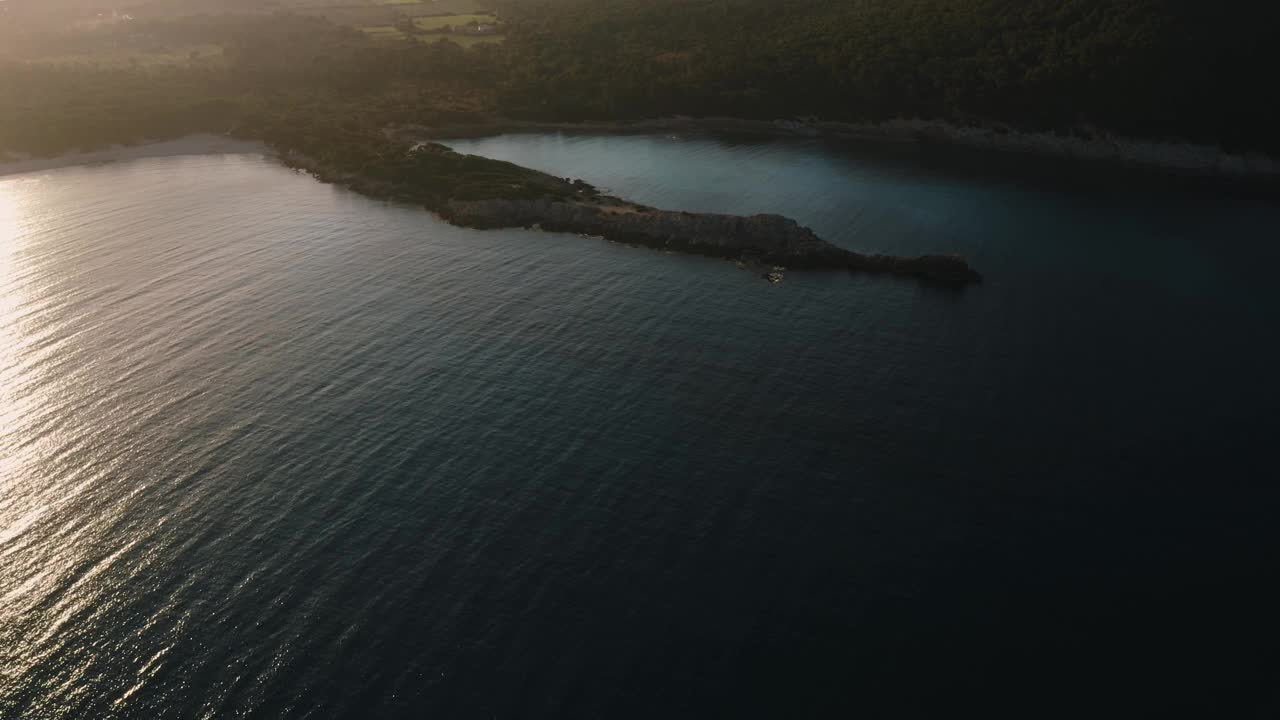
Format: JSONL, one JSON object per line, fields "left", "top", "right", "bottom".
{"left": 303, "top": 6, "right": 400, "bottom": 26}
{"left": 426, "top": 34, "right": 504, "bottom": 47}
{"left": 395, "top": 0, "right": 491, "bottom": 17}
{"left": 25, "top": 43, "right": 225, "bottom": 67}
{"left": 359, "top": 24, "right": 504, "bottom": 46}
{"left": 412, "top": 13, "right": 497, "bottom": 30}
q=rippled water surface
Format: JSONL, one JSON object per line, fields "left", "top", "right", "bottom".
{"left": 2, "top": 138, "right": 1279, "bottom": 718}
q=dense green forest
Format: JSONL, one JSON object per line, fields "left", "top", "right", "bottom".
{"left": 495, "top": 0, "right": 1278, "bottom": 149}
{"left": 2, "top": 0, "right": 1278, "bottom": 159}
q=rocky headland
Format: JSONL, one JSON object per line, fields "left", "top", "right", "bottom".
{"left": 275, "top": 139, "right": 981, "bottom": 286}
{"left": 440, "top": 197, "right": 981, "bottom": 285}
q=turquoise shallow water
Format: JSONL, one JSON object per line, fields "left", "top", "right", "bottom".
{"left": 1, "top": 137, "right": 1278, "bottom": 718}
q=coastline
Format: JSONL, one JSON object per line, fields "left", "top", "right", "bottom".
{"left": 6, "top": 129, "right": 982, "bottom": 285}
{"left": 8, "top": 120, "right": 1275, "bottom": 185}
{"left": 0, "top": 135, "right": 270, "bottom": 178}
{"left": 400, "top": 116, "right": 1280, "bottom": 180}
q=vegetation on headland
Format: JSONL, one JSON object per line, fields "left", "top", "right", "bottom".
{"left": 268, "top": 134, "right": 593, "bottom": 207}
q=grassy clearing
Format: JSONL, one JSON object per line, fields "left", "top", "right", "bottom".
{"left": 412, "top": 14, "right": 497, "bottom": 30}
{"left": 26, "top": 44, "right": 225, "bottom": 68}
{"left": 305, "top": 6, "right": 398, "bottom": 26}
{"left": 419, "top": 34, "right": 505, "bottom": 47}
{"left": 398, "top": 0, "right": 489, "bottom": 17}
{"left": 358, "top": 26, "right": 412, "bottom": 42}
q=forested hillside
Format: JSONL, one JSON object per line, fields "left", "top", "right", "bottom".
{"left": 496, "top": 0, "right": 1279, "bottom": 150}
{"left": 3, "top": 0, "right": 1278, "bottom": 157}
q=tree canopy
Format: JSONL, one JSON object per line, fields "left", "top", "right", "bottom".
{"left": 2, "top": 1, "right": 1277, "bottom": 158}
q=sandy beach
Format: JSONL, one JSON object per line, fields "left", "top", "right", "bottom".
{"left": 0, "top": 134, "right": 270, "bottom": 178}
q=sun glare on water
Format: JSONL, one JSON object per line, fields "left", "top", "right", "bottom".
{"left": 1, "top": 178, "right": 43, "bottom": 545}
{"left": 0, "top": 177, "right": 63, "bottom": 586}
{"left": 0, "top": 176, "right": 97, "bottom": 711}
{"left": 0, "top": 179, "right": 28, "bottom": 473}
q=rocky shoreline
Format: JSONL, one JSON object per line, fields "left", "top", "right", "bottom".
{"left": 440, "top": 197, "right": 981, "bottom": 285}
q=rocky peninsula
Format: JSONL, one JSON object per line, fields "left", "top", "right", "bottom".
{"left": 275, "top": 138, "right": 981, "bottom": 286}
{"left": 440, "top": 197, "right": 981, "bottom": 285}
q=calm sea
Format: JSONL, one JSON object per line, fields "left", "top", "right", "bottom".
{"left": 2, "top": 135, "right": 1278, "bottom": 718}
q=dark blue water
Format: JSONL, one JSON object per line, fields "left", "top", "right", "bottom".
{"left": 2, "top": 136, "right": 1278, "bottom": 718}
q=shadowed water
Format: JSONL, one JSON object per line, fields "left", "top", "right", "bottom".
{"left": 2, "top": 138, "right": 1278, "bottom": 718}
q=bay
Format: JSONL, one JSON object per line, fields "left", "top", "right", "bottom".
{"left": 2, "top": 136, "right": 1277, "bottom": 718}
